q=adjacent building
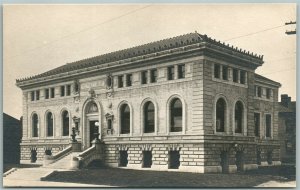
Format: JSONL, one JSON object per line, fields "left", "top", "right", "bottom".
{"left": 3, "top": 113, "right": 22, "bottom": 164}
{"left": 16, "top": 32, "right": 282, "bottom": 173}
{"left": 278, "top": 94, "right": 296, "bottom": 164}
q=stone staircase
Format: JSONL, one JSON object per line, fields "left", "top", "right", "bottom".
{"left": 4, "top": 168, "right": 55, "bottom": 181}
{"left": 43, "top": 152, "right": 79, "bottom": 169}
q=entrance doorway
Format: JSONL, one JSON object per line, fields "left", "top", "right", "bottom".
{"left": 89, "top": 120, "right": 98, "bottom": 147}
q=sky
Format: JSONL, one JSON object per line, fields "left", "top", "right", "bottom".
{"left": 3, "top": 4, "right": 297, "bottom": 119}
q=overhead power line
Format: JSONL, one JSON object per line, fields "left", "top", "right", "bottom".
{"left": 224, "top": 24, "right": 286, "bottom": 41}
{"left": 7, "top": 4, "right": 152, "bottom": 60}
{"left": 260, "top": 67, "right": 295, "bottom": 75}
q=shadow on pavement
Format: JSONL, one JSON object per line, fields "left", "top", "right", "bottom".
{"left": 44, "top": 165, "right": 296, "bottom": 188}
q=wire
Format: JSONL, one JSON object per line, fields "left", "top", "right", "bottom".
{"left": 7, "top": 4, "right": 152, "bottom": 60}
{"left": 259, "top": 67, "right": 296, "bottom": 75}
{"left": 224, "top": 24, "right": 286, "bottom": 42}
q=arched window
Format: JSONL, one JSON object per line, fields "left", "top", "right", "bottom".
{"left": 170, "top": 98, "right": 182, "bottom": 132}
{"left": 46, "top": 112, "right": 54, "bottom": 137}
{"left": 62, "top": 111, "right": 69, "bottom": 136}
{"left": 120, "top": 104, "right": 130, "bottom": 134}
{"left": 144, "top": 102, "right": 155, "bottom": 133}
{"left": 216, "top": 98, "right": 226, "bottom": 132}
{"left": 235, "top": 101, "right": 244, "bottom": 133}
{"left": 32, "top": 113, "right": 38, "bottom": 137}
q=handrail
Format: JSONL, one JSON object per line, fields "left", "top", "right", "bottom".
{"left": 78, "top": 145, "right": 95, "bottom": 158}
{"left": 46, "top": 145, "right": 72, "bottom": 161}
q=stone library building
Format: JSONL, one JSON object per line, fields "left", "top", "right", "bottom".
{"left": 16, "top": 32, "right": 281, "bottom": 173}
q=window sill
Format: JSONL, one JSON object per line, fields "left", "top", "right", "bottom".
{"left": 253, "top": 96, "right": 274, "bottom": 102}
{"left": 141, "top": 132, "right": 156, "bottom": 136}
{"left": 212, "top": 77, "right": 248, "bottom": 88}
{"left": 168, "top": 131, "right": 183, "bottom": 135}
{"left": 119, "top": 133, "right": 131, "bottom": 137}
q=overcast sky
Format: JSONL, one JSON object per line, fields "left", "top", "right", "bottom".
{"left": 3, "top": 4, "right": 296, "bottom": 119}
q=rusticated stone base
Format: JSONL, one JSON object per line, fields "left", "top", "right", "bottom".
{"left": 204, "top": 166, "right": 222, "bottom": 173}
{"left": 243, "top": 164, "right": 258, "bottom": 171}
{"left": 228, "top": 165, "right": 237, "bottom": 173}
{"left": 179, "top": 166, "right": 204, "bottom": 173}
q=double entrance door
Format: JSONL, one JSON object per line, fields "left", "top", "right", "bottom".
{"left": 89, "top": 120, "right": 99, "bottom": 147}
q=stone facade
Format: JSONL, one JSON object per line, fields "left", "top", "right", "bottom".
{"left": 16, "top": 32, "right": 281, "bottom": 172}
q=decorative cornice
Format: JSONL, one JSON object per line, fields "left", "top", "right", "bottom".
{"left": 16, "top": 32, "right": 264, "bottom": 87}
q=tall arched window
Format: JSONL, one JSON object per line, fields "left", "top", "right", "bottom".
{"left": 170, "top": 98, "right": 182, "bottom": 132}
{"left": 144, "top": 102, "right": 155, "bottom": 133}
{"left": 120, "top": 104, "right": 130, "bottom": 134}
{"left": 235, "top": 101, "right": 244, "bottom": 133}
{"left": 62, "top": 111, "right": 69, "bottom": 136}
{"left": 216, "top": 98, "right": 226, "bottom": 132}
{"left": 46, "top": 112, "right": 54, "bottom": 137}
{"left": 32, "top": 113, "right": 38, "bottom": 137}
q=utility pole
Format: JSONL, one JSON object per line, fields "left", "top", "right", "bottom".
{"left": 285, "top": 21, "right": 296, "bottom": 35}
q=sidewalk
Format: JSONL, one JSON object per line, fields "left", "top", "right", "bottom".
{"left": 3, "top": 178, "right": 113, "bottom": 187}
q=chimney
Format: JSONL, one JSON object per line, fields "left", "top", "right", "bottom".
{"left": 281, "top": 94, "right": 291, "bottom": 107}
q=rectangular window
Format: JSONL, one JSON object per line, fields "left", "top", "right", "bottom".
{"left": 126, "top": 74, "right": 132, "bottom": 87}
{"left": 214, "top": 64, "right": 220, "bottom": 79}
{"left": 107, "top": 119, "right": 112, "bottom": 130}
{"left": 168, "top": 66, "right": 175, "bottom": 80}
{"left": 265, "top": 114, "right": 272, "bottom": 137}
{"left": 119, "top": 151, "right": 128, "bottom": 167}
{"left": 66, "top": 85, "right": 71, "bottom": 96}
{"left": 141, "top": 71, "right": 148, "bottom": 84}
{"left": 36, "top": 90, "right": 40, "bottom": 101}
{"left": 257, "top": 86, "right": 262, "bottom": 97}
{"left": 178, "top": 64, "right": 185, "bottom": 79}
{"left": 254, "top": 113, "right": 260, "bottom": 137}
{"left": 266, "top": 88, "right": 271, "bottom": 99}
{"left": 222, "top": 66, "right": 228, "bottom": 80}
{"left": 30, "top": 91, "right": 35, "bottom": 101}
{"left": 240, "top": 70, "right": 246, "bottom": 84}
{"left": 60, "top": 86, "right": 65, "bottom": 97}
{"left": 150, "top": 69, "right": 157, "bottom": 83}
{"left": 142, "top": 151, "right": 152, "bottom": 168}
{"left": 118, "top": 75, "right": 124, "bottom": 88}
{"left": 233, "top": 69, "right": 238, "bottom": 83}
{"left": 50, "top": 88, "right": 55, "bottom": 98}
{"left": 45, "top": 89, "right": 49, "bottom": 99}
{"left": 168, "top": 151, "right": 180, "bottom": 169}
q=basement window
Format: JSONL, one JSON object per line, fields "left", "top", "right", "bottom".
{"left": 142, "top": 151, "right": 152, "bottom": 168}
{"left": 119, "top": 151, "right": 128, "bottom": 167}
{"left": 168, "top": 151, "right": 180, "bottom": 169}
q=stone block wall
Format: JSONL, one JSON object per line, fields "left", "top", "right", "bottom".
{"left": 20, "top": 143, "right": 68, "bottom": 164}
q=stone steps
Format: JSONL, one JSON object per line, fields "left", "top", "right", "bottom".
{"left": 43, "top": 152, "right": 79, "bottom": 169}
{"left": 4, "top": 168, "right": 54, "bottom": 181}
